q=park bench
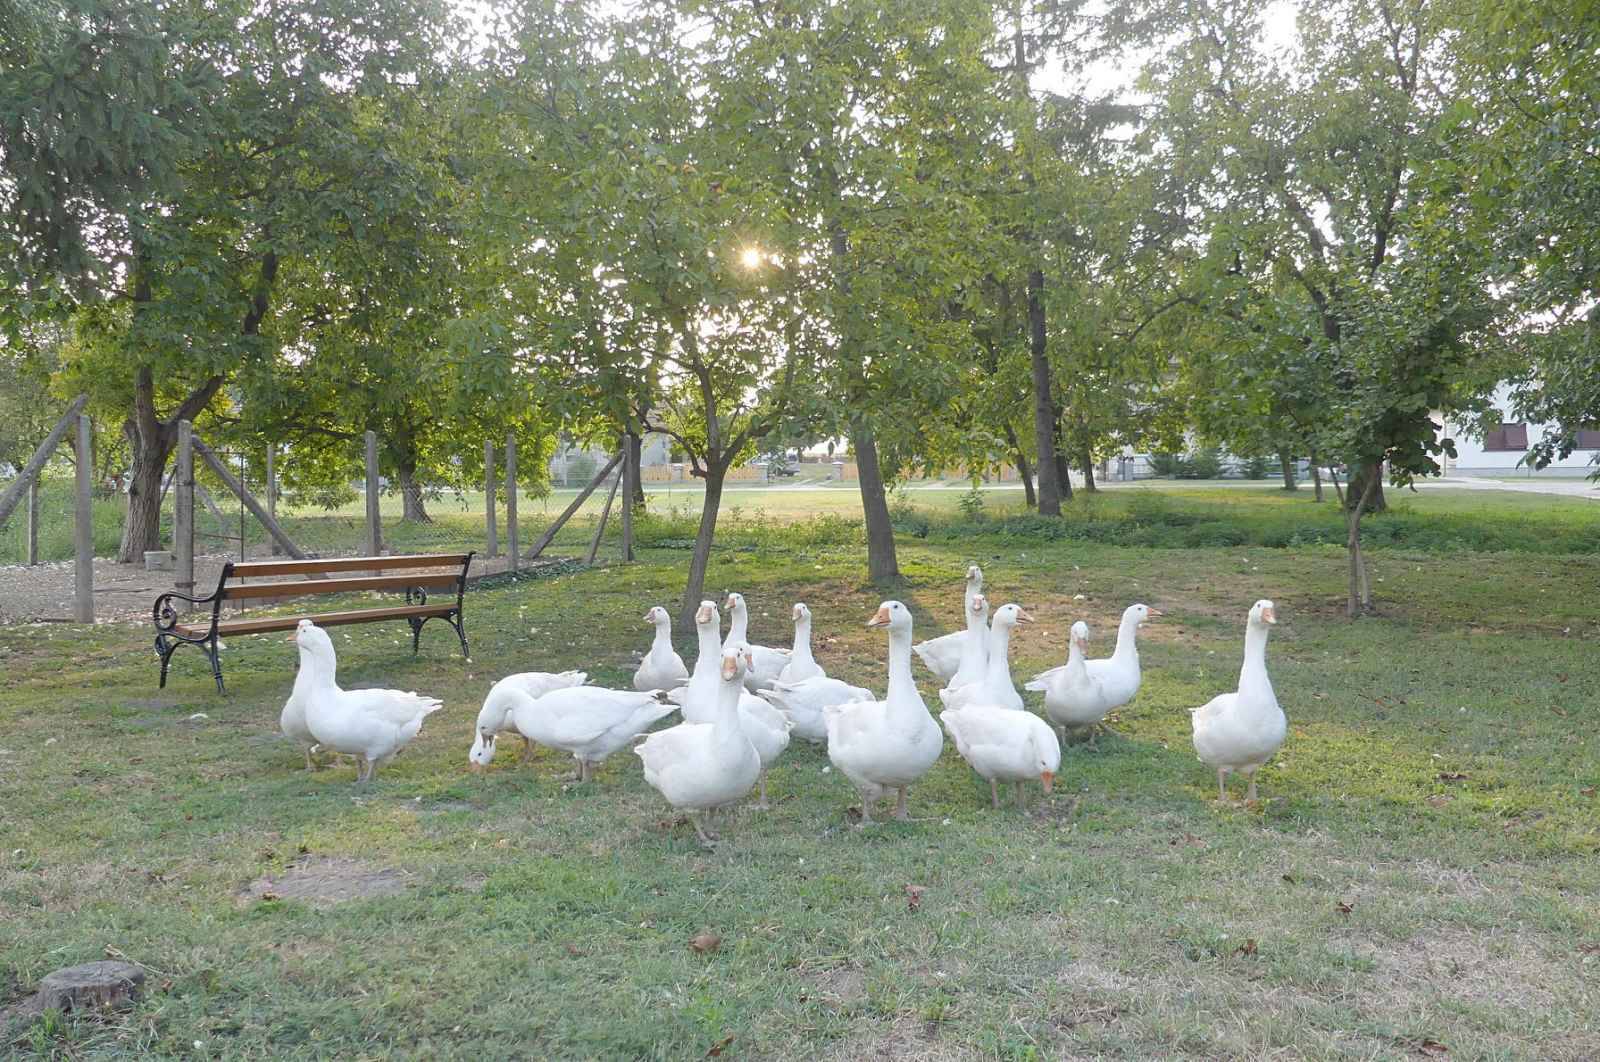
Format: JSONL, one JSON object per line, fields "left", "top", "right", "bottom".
{"left": 152, "top": 552, "right": 474, "bottom": 692}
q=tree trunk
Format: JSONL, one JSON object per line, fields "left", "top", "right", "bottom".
{"left": 1279, "top": 451, "right": 1297, "bottom": 490}
{"left": 1079, "top": 444, "right": 1096, "bottom": 493}
{"left": 397, "top": 463, "right": 431, "bottom": 523}
{"left": 628, "top": 432, "right": 645, "bottom": 508}
{"left": 852, "top": 420, "right": 901, "bottom": 584}
{"left": 118, "top": 424, "right": 168, "bottom": 563}
{"left": 1002, "top": 423, "right": 1035, "bottom": 507}
{"left": 1028, "top": 267, "right": 1064, "bottom": 515}
{"left": 1345, "top": 461, "right": 1387, "bottom": 513}
{"left": 679, "top": 464, "right": 726, "bottom": 630}
{"left": 1310, "top": 453, "right": 1324, "bottom": 502}
{"left": 1343, "top": 473, "right": 1379, "bottom": 617}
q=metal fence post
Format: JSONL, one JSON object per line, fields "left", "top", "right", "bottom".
{"left": 73, "top": 414, "right": 94, "bottom": 623}
{"left": 364, "top": 430, "right": 382, "bottom": 556}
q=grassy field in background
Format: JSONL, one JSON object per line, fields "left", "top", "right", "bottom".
{"left": 2, "top": 485, "right": 1598, "bottom": 1058}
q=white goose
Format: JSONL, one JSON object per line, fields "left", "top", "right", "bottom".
{"left": 474, "top": 684, "right": 675, "bottom": 782}
{"left": 1192, "top": 599, "right": 1286, "bottom": 803}
{"left": 776, "top": 602, "right": 825, "bottom": 683}
{"left": 1027, "top": 603, "right": 1158, "bottom": 725}
{"left": 293, "top": 620, "right": 443, "bottom": 784}
{"left": 1032, "top": 622, "right": 1113, "bottom": 746}
{"left": 912, "top": 564, "right": 984, "bottom": 683}
{"left": 468, "top": 670, "right": 587, "bottom": 767}
{"left": 724, "top": 592, "right": 790, "bottom": 690}
{"left": 939, "top": 603, "right": 1033, "bottom": 712}
{"left": 943, "top": 592, "right": 991, "bottom": 692}
{"left": 757, "top": 675, "right": 874, "bottom": 744}
{"left": 280, "top": 666, "right": 322, "bottom": 771}
{"left": 825, "top": 601, "right": 944, "bottom": 824}
{"left": 634, "top": 606, "right": 689, "bottom": 692}
{"left": 636, "top": 646, "right": 763, "bottom": 846}
{"left": 940, "top": 704, "right": 1060, "bottom": 809}
{"left": 668, "top": 601, "right": 792, "bottom": 805}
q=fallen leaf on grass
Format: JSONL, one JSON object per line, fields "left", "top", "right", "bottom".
{"left": 1578, "top": 943, "right": 1600, "bottom": 955}
{"left": 1436, "top": 772, "right": 1468, "bottom": 783}
{"left": 1235, "top": 938, "right": 1257, "bottom": 957}
{"left": 1556, "top": 673, "right": 1568, "bottom": 683}
{"left": 259, "top": 891, "right": 280, "bottom": 902}
{"left": 906, "top": 884, "right": 926, "bottom": 912}
{"left": 1281, "top": 873, "right": 1296, "bottom": 884}
{"left": 563, "top": 944, "right": 582, "bottom": 958}
{"left": 1551, "top": 706, "right": 1568, "bottom": 718}
{"left": 690, "top": 932, "right": 721, "bottom": 954}
{"left": 705, "top": 1035, "right": 734, "bottom": 1058}
{"left": 1335, "top": 901, "right": 1354, "bottom": 916}
{"left": 1416, "top": 1037, "right": 1449, "bottom": 1056}
{"left": 1426, "top": 795, "right": 1453, "bottom": 809}
{"left": 1581, "top": 787, "right": 1595, "bottom": 798}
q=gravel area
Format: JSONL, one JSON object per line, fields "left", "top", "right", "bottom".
{"left": 0, "top": 547, "right": 543, "bottom": 626}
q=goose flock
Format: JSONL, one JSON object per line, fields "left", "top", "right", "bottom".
{"left": 281, "top": 569, "right": 1287, "bottom": 846}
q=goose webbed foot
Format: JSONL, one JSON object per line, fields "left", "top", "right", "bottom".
{"left": 990, "top": 778, "right": 1000, "bottom": 809}
{"left": 893, "top": 786, "right": 910, "bottom": 821}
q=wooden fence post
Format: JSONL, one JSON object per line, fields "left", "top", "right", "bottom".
{"left": 526, "top": 450, "right": 623, "bottom": 560}
{"left": 620, "top": 434, "right": 635, "bottom": 563}
{"left": 175, "top": 420, "right": 195, "bottom": 607}
{"left": 73, "top": 414, "right": 94, "bottom": 623}
{"left": 0, "top": 393, "right": 88, "bottom": 528}
{"left": 484, "top": 439, "right": 498, "bottom": 558}
{"left": 266, "top": 444, "right": 279, "bottom": 555}
{"left": 584, "top": 464, "right": 623, "bottom": 566}
{"left": 364, "top": 430, "right": 382, "bottom": 556}
{"left": 26, "top": 477, "right": 40, "bottom": 566}
{"left": 505, "top": 433, "right": 519, "bottom": 572}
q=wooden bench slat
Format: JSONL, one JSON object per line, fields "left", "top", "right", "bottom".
{"left": 177, "top": 604, "right": 458, "bottom": 638}
{"left": 221, "top": 573, "right": 462, "bottom": 600}
{"left": 228, "top": 553, "right": 471, "bottom": 578}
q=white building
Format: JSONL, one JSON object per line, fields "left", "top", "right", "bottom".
{"left": 1438, "top": 386, "right": 1599, "bottom": 478}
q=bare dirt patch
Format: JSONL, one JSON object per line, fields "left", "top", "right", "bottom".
{"left": 798, "top": 965, "right": 868, "bottom": 1007}
{"left": 242, "top": 856, "right": 409, "bottom": 907}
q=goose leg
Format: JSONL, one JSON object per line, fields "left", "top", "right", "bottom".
{"left": 754, "top": 771, "right": 770, "bottom": 810}
{"left": 990, "top": 778, "right": 1000, "bottom": 809}
{"left": 304, "top": 746, "right": 316, "bottom": 772}
{"left": 1087, "top": 727, "right": 1100, "bottom": 751}
{"left": 518, "top": 737, "right": 535, "bottom": 764}
{"left": 1057, "top": 725, "right": 1068, "bottom": 747}
{"left": 1015, "top": 781, "right": 1027, "bottom": 810}
{"left": 856, "top": 792, "right": 875, "bottom": 827}
{"left": 691, "top": 814, "right": 719, "bottom": 847}
{"left": 1245, "top": 772, "right": 1259, "bottom": 803}
{"left": 893, "top": 786, "right": 909, "bottom": 821}
{"left": 1216, "top": 767, "right": 1229, "bottom": 803}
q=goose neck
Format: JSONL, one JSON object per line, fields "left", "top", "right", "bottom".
{"left": 985, "top": 622, "right": 1012, "bottom": 682}
{"left": 885, "top": 627, "right": 917, "bottom": 706}
{"left": 791, "top": 617, "right": 812, "bottom": 657}
{"left": 651, "top": 623, "right": 674, "bottom": 654}
{"left": 1112, "top": 616, "right": 1139, "bottom": 661}
{"left": 1239, "top": 623, "right": 1271, "bottom": 691}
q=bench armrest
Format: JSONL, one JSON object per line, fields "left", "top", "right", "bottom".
{"left": 153, "top": 588, "right": 222, "bottom": 634}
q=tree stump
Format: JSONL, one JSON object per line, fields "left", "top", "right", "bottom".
{"left": 27, "top": 961, "right": 145, "bottom": 1014}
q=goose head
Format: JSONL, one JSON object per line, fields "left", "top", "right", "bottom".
{"left": 992, "top": 603, "right": 1035, "bottom": 629}
{"left": 724, "top": 592, "right": 746, "bottom": 616}
{"left": 866, "top": 600, "right": 913, "bottom": 634}
{"left": 291, "top": 619, "right": 336, "bottom": 669}
{"left": 1070, "top": 620, "right": 1090, "bottom": 652}
{"left": 966, "top": 564, "right": 983, "bottom": 585}
{"left": 1125, "top": 603, "right": 1163, "bottom": 627}
{"left": 1249, "top": 599, "right": 1277, "bottom": 626}
{"left": 719, "top": 644, "right": 753, "bottom": 682}
{"left": 694, "top": 599, "right": 719, "bottom": 630}
{"left": 645, "top": 605, "right": 670, "bottom": 627}
{"left": 468, "top": 729, "right": 496, "bottom": 771}
{"left": 1033, "top": 728, "right": 1061, "bottom": 793}
{"left": 791, "top": 602, "right": 810, "bottom": 624}
{"left": 968, "top": 592, "right": 989, "bottom": 621}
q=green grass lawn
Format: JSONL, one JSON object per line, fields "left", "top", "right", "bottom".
{"left": 2, "top": 488, "right": 1598, "bottom": 1058}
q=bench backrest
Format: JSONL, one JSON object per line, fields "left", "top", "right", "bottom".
{"left": 218, "top": 553, "right": 472, "bottom": 602}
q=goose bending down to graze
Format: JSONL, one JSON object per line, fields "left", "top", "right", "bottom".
{"left": 474, "top": 684, "right": 676, "bottom": 782}
{"left": 724, "top": 592, "right": 790, "bottom": 690}
{"left": 1030, "top": 622, "right": 1112, "bottom": 746}
{"left": 757, "top": 675, "right": 875, "bottom": 744}
{"left": 940, "top": 704, "right": 1060, "bottom": 809}
{"left": 468, "top": 670, "right": 588, "bottom": 766}
{"left": 825, "top": 601, "right": 944, "bottom": 825}
{"left": 1191, "top": 600, "right": 1285, "bottom": 803}
{"left": 293, "top": 620, "right": 443, "bottom": 785}
{"left": 634, "top": 606, "right": 690, "bottom": 692}
{"left": 939, "top": 603, "right": 1033, "bottom": 712}
{"left": 1027, "top": 603, "right": 1159, "bottom": 733}
{"left": 912, "top": 565, "right": 984, "bottom": 684}
{"left": 636, "top": 646, "right": 763, "bottom": 847}
{"left": 777, "top": 603, "right": 824, "bottom": 684}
